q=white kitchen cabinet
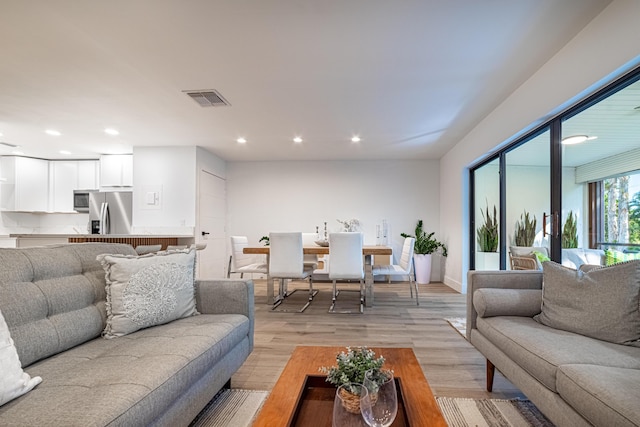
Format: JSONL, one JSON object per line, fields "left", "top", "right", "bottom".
{"left": 0, "top": 156, "right": 49, "bottom": 212}
{"left": 49, "top": 160, "right": 99, "bottom": 212}
{"left": 100, "top": 154, "right": 133, "bottom": 187}
{"left": 77, "top": 160, "right": 99, "bottom": 190}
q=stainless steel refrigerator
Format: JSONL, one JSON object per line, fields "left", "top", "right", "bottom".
{"left": 88, "top": 191, "right": 133, "bottom": 235}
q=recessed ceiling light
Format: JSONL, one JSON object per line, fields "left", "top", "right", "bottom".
{"left": 12, "top": 151, "right": 24, "bottom": 155}
{"left": 45, "top": 129, "right": 61, "bottom": 136}
{"left": 561, "top": 135, "right": 597, "bottom": 145}
{"left": 351, "top": 136, "right": 361, "bottom": 143}
{"left": 236, "top": 137, "right": 247, "bottom": 144}
{"left": 0, "top": 132, "right": 3, "bottom": 137}
{"left": 293, "top": 136, "right": 303, "bottom": 143}
{"left": 59, "top": 150, "right": 72, "bottom": 155}
{"left": 104, "top": 128, "right": 119, "bottom": 136}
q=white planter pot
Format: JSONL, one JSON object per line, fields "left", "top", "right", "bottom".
{"left": 476, "top": 252, "right": 499, "bottom": 270}
{"left": 413, "top": 254, "right": 432, "bottom": 284}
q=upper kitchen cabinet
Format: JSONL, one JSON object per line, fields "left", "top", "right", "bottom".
{"left": 100, "top": 154, "right": 133, "bottom": 188}
{"left": 0, "top": 156, "right": 50, "bottom": 212}
{"left": 49, "top": 160, "right": 99, "bottom": 212}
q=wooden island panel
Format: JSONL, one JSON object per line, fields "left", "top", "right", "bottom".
{"left": 68, "top": 236, "right": 180, "bottom": 249}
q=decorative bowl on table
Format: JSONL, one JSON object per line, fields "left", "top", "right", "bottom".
{"left": 314, "top": 240, "right": 329, "bottom": 247}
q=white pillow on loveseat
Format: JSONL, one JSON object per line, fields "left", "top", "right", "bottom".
{"left": 0, "top": 309, "right": 42, "bottom": 406}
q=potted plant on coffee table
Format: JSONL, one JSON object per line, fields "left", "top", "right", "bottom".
{"left": 319, "top": 346, "right": 389, "bottom": 414}
{"left": 401, "top": 220, "right": 447, "bottom": 284}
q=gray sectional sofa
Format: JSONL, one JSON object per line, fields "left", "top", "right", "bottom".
{"left": 0, "top": 243, "right": 254, "bottom": 426}
{"left": 467, "top": 269, "right": 640, "bottom": 427}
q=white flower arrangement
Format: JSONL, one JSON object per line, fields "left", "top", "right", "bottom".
{"left": 337, "top": 218, "right": 361, "bottom": 232}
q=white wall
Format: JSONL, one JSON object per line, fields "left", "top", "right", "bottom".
{"left": 227, "top": 160, "right": 445, "bottom": 280}
{"left": 132, "top": 146, "right": 197, "bottom": 235}
{"left": 440, "top": 0, "right": 640, "bottom": 292}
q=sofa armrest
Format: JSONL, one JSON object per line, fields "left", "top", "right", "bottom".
{"left": 195, "top": 279, "right": 255, "bottom": 351}
{"left": 466, "top": 270, "right": 542, "bottom": 340}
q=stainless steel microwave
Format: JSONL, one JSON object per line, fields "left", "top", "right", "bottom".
{"left": 73, "top": 190, "right": 93, "bottom": 212}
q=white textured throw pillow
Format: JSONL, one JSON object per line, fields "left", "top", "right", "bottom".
{"left": 0, "top": 309, "right": 42, "bottom": 406}
{"left": 98, "top": 247, "right": 198, "bottom": 339}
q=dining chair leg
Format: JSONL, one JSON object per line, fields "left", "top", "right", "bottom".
{"left": 329, "top": 280, "right": 338, "bottom": 313}
{"left": 413, "top": 280, "right": 420, "bottom": 306}
{"left": 359, "top": 279, "right": 364, "bottom": 313}
{"left": 227, "top": 256, "right": 232, "bottom": 278}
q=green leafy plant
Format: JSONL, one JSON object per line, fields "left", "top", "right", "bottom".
{"left": 477, "top": 203, "right": 499, "bottom": 252}
{"left": 259, "top": 236, "right": 269, "bottom": 246}
{"left": 401, "top": 220, "right": 447, "bottom": 256}
{"left": 319, "top": 346, "right": 388, "bottom": 395}
{"left": 514, "top": 210, "right": 537, "bottom": 246}
{"left": 562, "top": 210, "right": 578, "bottom": 248}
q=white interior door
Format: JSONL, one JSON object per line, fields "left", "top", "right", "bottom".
{"left": 197, "top": 170, "right": 226, "bottom": 279}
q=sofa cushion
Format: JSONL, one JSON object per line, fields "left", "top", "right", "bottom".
{"left": 98, "top": 248, "right": 198, "bottom": 338}
{"left": 534, "top": 260, "right": 640, "bottom": 347}
{"left": 476, "top": 316, "right": 640, "bottom": 392}
{"left": 557, "top": 364, "right": 640, "bottom": 427}
{"left": 605, "top": 248, "right": 640, "bottom": 266}
{"left": 473, "top": 289, "right": 542, "bottom": 318}
{"left": 0, "top": 309, "right": 42, "bottom": 407}
{"left": 0, "top": 313, "right": 250, "bottom": 426}
{"left": 0, "top": 244, "right": 137, "bottom": 367}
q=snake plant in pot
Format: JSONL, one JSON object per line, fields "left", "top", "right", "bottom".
{"left": 401, "top": 220, "right": 447, "bottom": 284}
{"left": 476, "top": 203, "right": 499, "bottom": 270}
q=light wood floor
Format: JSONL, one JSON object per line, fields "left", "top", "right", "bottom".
{"left": 232, "top": 279, "right": 524, "bottom": 399}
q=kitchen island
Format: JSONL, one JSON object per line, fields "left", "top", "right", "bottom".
{"left": 6, "top": 234, "right": 195, "bottom": 249}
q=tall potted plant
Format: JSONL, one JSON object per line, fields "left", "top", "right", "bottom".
{"left": 514, "top": 210, "right": 536, "bottom": 247}
{"left": 401, "top": 220, "right": 447, "bottom": 284}
{"left": 562, "top": 210, "right": 578, "bottom": 248}
{"left": 476, "top": 203, "right": 499, "bottom": 269}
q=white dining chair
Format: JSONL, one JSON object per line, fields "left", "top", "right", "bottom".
{"left": 227, "top": 236, "right": 268, "bottom": 278}
{"left": 301, "top": 232, "right": 320, "bottom": 271}
{"left": 372, "top": 237, "right": 418, "bottom": 305}
{"left": 269, "top": 232, "right": 317, "bottom": 312}
{"left": 328, "top": 232, "right": 364, "bottom": 313}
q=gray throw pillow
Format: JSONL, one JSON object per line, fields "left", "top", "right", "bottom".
{"left": 534, "top": 260, "right": 640, "bottom": 347}
{"left": 98, "top": 248, "right": 198, "bottom": 338}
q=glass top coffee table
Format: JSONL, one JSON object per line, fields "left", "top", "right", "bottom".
{"left": 252, "top": 346, "right": 446, "bottom": 426}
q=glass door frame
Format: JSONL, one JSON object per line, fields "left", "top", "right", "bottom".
{"left": 469, "top": 65, "right": 640, "bottom": 269}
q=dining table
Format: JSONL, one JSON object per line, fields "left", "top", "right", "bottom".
{"left": 242, "top": 245, "right": 393, "bottom": 307}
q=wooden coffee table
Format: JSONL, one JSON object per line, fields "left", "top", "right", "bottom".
{"left": 252, "top": 346, "right": 446, "bottom": 426}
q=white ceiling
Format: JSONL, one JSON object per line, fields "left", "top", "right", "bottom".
{"left": 0, "top": 0, "right": 612, "bottom": 162}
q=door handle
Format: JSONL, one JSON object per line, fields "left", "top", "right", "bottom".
{"left": 201, "top": 231, "right": 210, "bottom": 236}
{"left": 543, "top": 212, "right": 559, "bottom": 238}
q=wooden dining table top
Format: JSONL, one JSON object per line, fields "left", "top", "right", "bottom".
{"left": 243, "top": 245, "right": 392, "bottom": 256}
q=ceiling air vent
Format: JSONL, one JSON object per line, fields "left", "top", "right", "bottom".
{"left": 183, "top": 89, "right": 230, "bottom": 107}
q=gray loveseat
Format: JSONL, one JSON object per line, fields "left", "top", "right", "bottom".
{"left": 0, "top": 243, "right": 254, "bottom": 426}
{"left": 467, "top": 269, "right": 640, "bottom": 427}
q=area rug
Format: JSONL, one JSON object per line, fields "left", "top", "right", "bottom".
{"left": 436, "top": 397, "right": 555, "bottom": 427}
{"left": 445, "top": 316, "right": 467, "bottom": 339}
{"left": 190, "top": 389, "right": 269, "bottom": 427}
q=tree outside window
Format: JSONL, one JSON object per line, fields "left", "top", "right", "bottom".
{"left": 604, "top": 174, "right": 640, "bottom": 247}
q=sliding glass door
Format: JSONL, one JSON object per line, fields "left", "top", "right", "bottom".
{"left": 470, "top": 66, "right": 640, "bottom": 271}
{"left": 505, "top": 130, "right": 550, "bottom": 269}
{"left": 561, "top": 77, "right": 640, "bottom": 266}
{"left": 473, "top": 158, "right": 500, "bottom": 270}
